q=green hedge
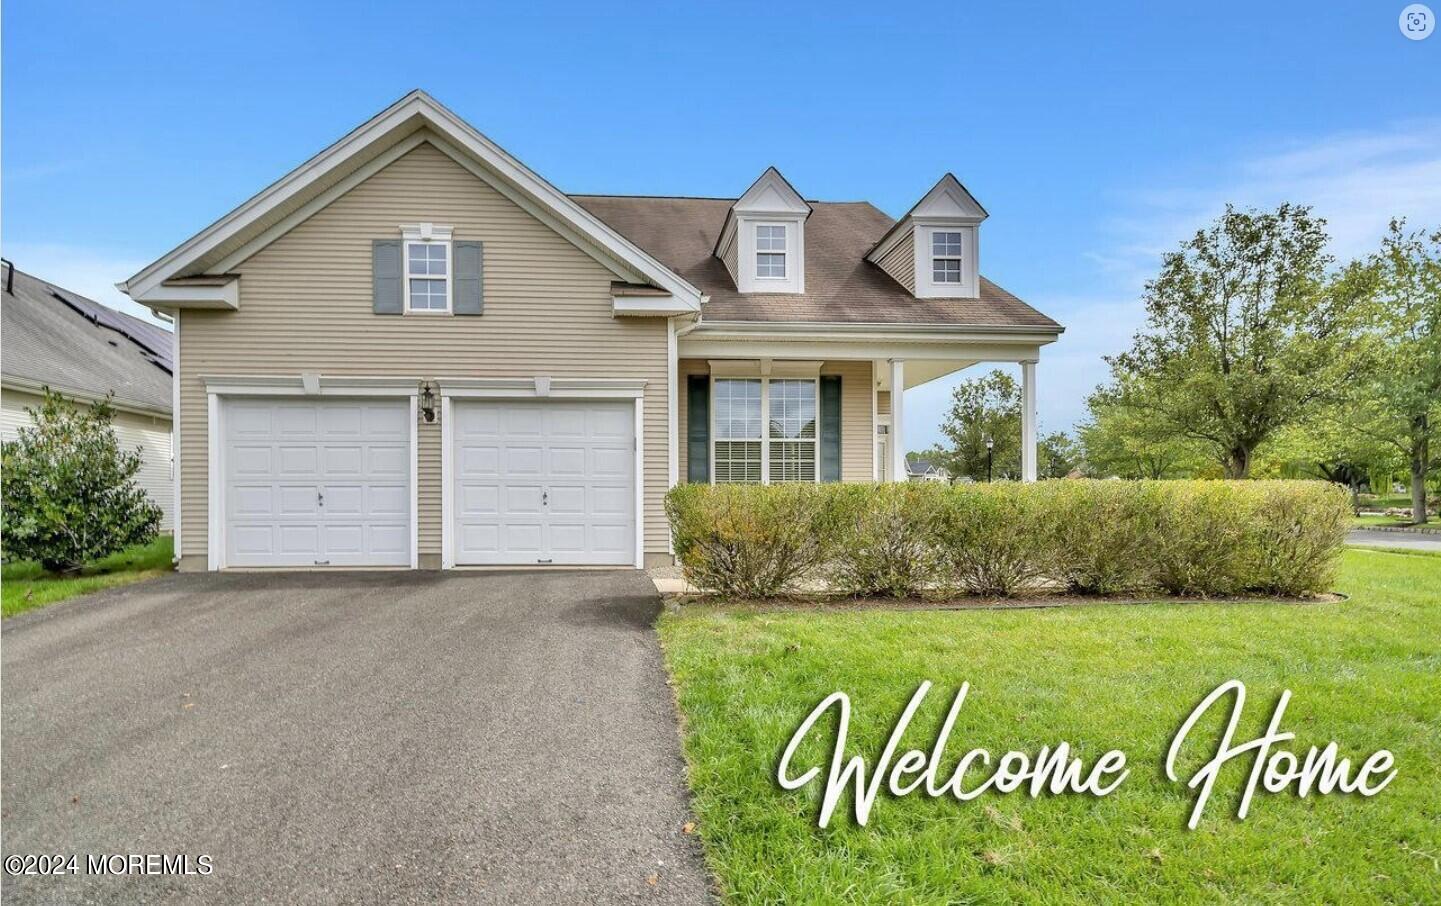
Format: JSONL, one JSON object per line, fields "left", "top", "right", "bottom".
{"left": 665, "top": 480, "right": 1350, "bottom": 599}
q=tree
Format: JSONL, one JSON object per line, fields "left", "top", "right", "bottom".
{"left": 1080, "top": 379, "right": 1209, "bottom": 478}
{"left": 1106, "top": 204, "right": 1366, "bottom": 478}
{"left": 1039, "top": 431, "right": 1080, "bottom": 479}
{"left": 1340, "top": 220, "right": 1441, "bottom": 522}
{"left": 1, "top": 389, "right": 162, "bottom": 573}
{"left": 936, "top": 370, "right": 1022, "bottom": 481}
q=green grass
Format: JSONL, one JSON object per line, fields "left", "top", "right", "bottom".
{"left": 1352, "top": 514, "right": 1423, "bottom": 528}
{"left": 2, "top": 535, "right": 174, "bottom": 618}
{"left": 659, "top": 549, "right": 1441, "bottom": 904}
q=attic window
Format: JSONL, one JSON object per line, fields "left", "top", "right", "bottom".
{"left": 932, "top": 231, "right": 964, "bottom": 283}
{"left": 755, "top": 225, "right": 787, "bottom": 279}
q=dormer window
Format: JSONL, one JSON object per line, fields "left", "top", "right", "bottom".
{"left": 718, "top": 167, "right": 811, "bottom": 294}
{"left": 756, "top": 225, "right": 788, "bottom": 279}
{"left": 931, "top": 231, "right": 964, "bottom": 283}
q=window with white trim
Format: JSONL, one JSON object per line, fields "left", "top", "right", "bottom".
{"left": 931, "top": 231, "right": 964, "bottom": 283}
{"left": 712, "top": 377, "right": 819, "bottom": 484}
{"left": 713, "top": 379, "right": 763, "bottom": 483}
{"left": 755, "top": 224, "right": 787, "bottom": 279}
{"left": 405, "top": 239, "right": 451, "bottom": 312}
{"left": 768, "top": 379, "right": 817, "bottom": 482}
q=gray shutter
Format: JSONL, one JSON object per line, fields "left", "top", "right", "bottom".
{"left": 453, "top": 240, "right": 484, "bottom": 315}
{"left": 687, "top": 375, "right": 709, "bottom": 483}
{"left": 820, "top": 375, "right": 841, "bottom": 482}
{"left": 372, "top": 240, "right": 403, "bottom": 314}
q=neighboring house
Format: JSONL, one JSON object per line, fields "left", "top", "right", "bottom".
{"left": 1, "top": 262, "right": 174, "bottom": 531}
{"left": 905, "top": 457, "right": 951, "bottom": 483}
{"left": 119, "top": 90, "right": 1062, "bottom": 572}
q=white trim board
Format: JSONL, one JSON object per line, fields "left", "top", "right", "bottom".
{"left": 435, "top": 377, "right": 646, "bottom": 399}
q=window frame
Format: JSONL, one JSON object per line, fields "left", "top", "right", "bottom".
{"left": 709, "top": 375, "right": 820, "bottom": 485}
{"left": 930, "top": 230, "right": 965, "bottom": 284}
{"left": 753, "top": 223, "right": 789, "bottom": 281}
{"left": 402, "top": 238, "right": 453, "bottom": 315}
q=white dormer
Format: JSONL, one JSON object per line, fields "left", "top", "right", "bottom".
{"left": 868, "top": 173, "right": 988, "bottom": 299}
{"left": 715, "top": 167, "right": 811, "bottom": 294}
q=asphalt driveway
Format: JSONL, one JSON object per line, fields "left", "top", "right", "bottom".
{"left": 1347, "top": 528, "right": 1441, "bottom": 552}
{"left": 2, "top": 570, "right": 711, "bottom": 904}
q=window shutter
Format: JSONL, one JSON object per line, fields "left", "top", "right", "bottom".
{"left": 687, "top": 375, "right": 709, "bottom": 483}
{"left": 820, "top": 375, "right": 841, "bottom": 482}
{"left": 453, "top": 240, "right": 484, "bottom": 315}
{"left": 372, "top": 240, "right": 403, "bottom": 314}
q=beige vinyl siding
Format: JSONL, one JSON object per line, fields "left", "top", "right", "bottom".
{"left": 2, "top": 387, "right": 174, "bottom": 531}
{"left": 676, "top": 358, "right": 873, "bottom": 483}
{"left": 719, "top": 227, "right": 739, "bottom": 287}
{"left": 877, "top": 390, "right": 891, "bottom": 416}
{"left": 176, "top": 139, "right": 669, "bottom": 564}
{"left": 876, "top": 231, "right": 915, "bottom": 293}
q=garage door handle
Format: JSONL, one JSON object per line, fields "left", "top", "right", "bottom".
{"left": 542, "top": 489, "right": 548, "bottom": 506}
{"left": 318, "top": 490, "right": 325, "bottom": 507}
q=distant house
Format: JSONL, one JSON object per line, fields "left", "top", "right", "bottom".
{"left": 1, "top": 261, "right": 174, "bottom": 530}
{"left": 905, "top": 457, "right": 951, "bottom": 483}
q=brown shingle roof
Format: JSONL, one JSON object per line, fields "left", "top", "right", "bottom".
{"left": 570, "top": 195, "right": 1060, "bottom": 330}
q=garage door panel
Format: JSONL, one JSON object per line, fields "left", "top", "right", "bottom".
{"left": 368, "top": 446, "right": 408, "bottom": 475}
{"left": 369, "top": 485, "right": 409, "bottom": 516}
{"left": 549, "top": 447, "right": 586, "bottom": 475}
{"left": 452, "top": 399, "right": 634, "bottom": 566}
{"left": 275, "top": 407, "right": 318, "bottom": 435}
{"left": 231, "top": 446, "right": 273, "bottom": 475}
{"left": 278, "top": 485, "right": 321, "bottom": 515}
{"left": 548, "top": 485, "right": 586, "bottom": 514}
{"left": 460, "top": 485, "right": 499, "bottom": 515}
{"left": 504, "top": 485, "right": 545, "bottom": 513}
{"left": 460, "top": 446, "right": 501, "bottom": 475}
{"left": 232, "top": 486, "right": 275, "bottom": 517}
{"left": 278, "top": 446, "right": 319, "bottom": 474}
{"left": 504, "top": 446, "right": 543, "bottom": 474}
{"left": 223, "top": 399, "right": 411, "bottom": 568}
{"left": 593, "top": 447, "right": 630, "bottom": 477}
{"left": 278, "top": 524, "right": 321, "bottom": 555}
{"left": 592, "top": 485, "right": 630, "bottom": 515}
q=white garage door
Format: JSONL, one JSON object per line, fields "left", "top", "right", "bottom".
{"left": 452, "top": 400, "right": 635, "bottom": 566}
{"left": 224, "top": 399, "right": 412, "bottom": 568}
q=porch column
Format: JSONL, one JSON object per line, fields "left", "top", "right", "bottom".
{"left": 889, "top": 359, "right": 906, "bottom": 483}
{"left": 1021, "top": 360, "right": 1037, "bottom": 482}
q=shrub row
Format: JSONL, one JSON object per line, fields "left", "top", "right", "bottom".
{"left": 665, "top": 480, "right": 1351, "bottom": 600}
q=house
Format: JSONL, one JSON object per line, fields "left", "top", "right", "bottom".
{"left": 119, "top": 91, "right": 1062, "bottom": 571}
{"left": 1, "top": 261, "right": 174, "bottom": 530}
{"left": 905, "top": 457, "right": 951, "bottom": 483}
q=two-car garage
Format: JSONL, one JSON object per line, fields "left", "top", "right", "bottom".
{"left": 211, "top": 383, "right": 639, "bottom": 570}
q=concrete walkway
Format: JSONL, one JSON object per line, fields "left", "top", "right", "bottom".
{"left": 1347, "top": 529, "right": 1441, "bottom": 552}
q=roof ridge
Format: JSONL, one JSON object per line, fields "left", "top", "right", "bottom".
{"left": 570, "top": 192, "right": 879, "bottom": 206}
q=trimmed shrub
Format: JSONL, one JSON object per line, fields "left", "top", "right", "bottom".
{"left": 827, "top": 483, "right": 944, "bottom": 598}
{"left": 932, "top": 483, "right": 1055, "bottom": 596}
{"left": 1248, "top": 481, "right": 1352, "bottom": 596}
{"left": 1046, "top": 480, "right": 1163, "bottom": 594}
{"left": 1150, "top": 482, "right": 1256, "bottom": 596}
{"left": 665, "top": 483, "right": 838, "bottom": 597}
{"left": 664, "top": 479, "right": 1348, "bottom": 600}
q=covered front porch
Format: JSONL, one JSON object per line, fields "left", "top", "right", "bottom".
{"left": 672, "top": 320, "right": 1057, "bottom": 485}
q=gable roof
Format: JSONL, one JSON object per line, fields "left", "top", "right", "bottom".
{"left": 120, "top": 90, "right": 703, "bottom": 310}
{"left": 2, "top": 263, "right": 172, "bottom": 415}
{"left": 572, "top": 195, "right": 1060, "bottom": 329}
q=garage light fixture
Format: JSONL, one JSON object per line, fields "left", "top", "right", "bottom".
{"left": 419, "top": 381, "right": 437, "bottom": 423}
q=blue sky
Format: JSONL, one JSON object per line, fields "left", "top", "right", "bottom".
{"left": 4, "top": 1, "right": 1439, "bottom": 449}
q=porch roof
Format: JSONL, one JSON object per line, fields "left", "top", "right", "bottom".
{"left": 570, "top": 194, "right": 1061, "bottom": 331}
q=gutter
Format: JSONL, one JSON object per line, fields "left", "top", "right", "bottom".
{"left": 1, "top": 376, "right": 172, "bottom": 421}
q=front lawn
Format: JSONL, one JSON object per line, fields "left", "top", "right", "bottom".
{"left": 659, "top": 549, "right": 1441, "bottom": 903}
{"left": 2, "top": 535, "right": 174, "bottom": 618}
